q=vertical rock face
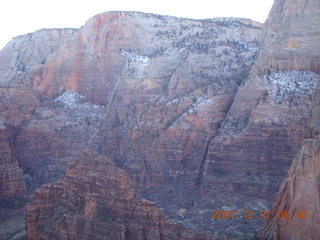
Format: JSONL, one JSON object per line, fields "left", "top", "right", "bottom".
{"left": 31, "top": 12, "right": 261, "bottom": 105}
{"left": 12, "top": 14, "right": 264, "bottom": 237}
{"left": 255, "top": 2, "right": 320, "bottom": 232}
{"left": 257, "top": 87, "right": 320, "bottom": 240}
{"left": 25, "top": 151, "right": 212, "bottom": 240}
{"left": 4, "top": 12, "right": 263, "bottom": 231}
{"left": 0, "top": 125, "right": 25, "bottom": 200}
{"left": 0, "top": 28, "right": 76, "bottom": 88}
{"left": 196, "top": 0, "right": 320, "bottom": 236}
{"left": 221, "top": 0, "right": 320, "bottom": 120}
{"left": 258, "top": 0, "right": 320, "bottom": 73}
{"left": 0, "top": 28, "right": 76, "bottom": 212}
{"left": 0, "top": 0, "right": 319, "bottom": 238}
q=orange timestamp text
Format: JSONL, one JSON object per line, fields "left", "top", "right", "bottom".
{"left": 211, "top": 210, "right": 308, "bottom": 220}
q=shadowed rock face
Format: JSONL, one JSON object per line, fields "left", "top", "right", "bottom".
{"left": 0, "top": 126, "right": 26, "bottom": 202}
{"left": 0, "top": 29, "right": 75, "bottom": 211}
{"left": 0, "top": 0, "right": 319, "bottom": 238}
{"left": 25, "top": 151, "right": 213, "bottom": 240}
{"left": 257, "top": 87, "right": 320, "bottom": 240}
{"left": 194, "top": 0, "right": 320, "bottom": 236}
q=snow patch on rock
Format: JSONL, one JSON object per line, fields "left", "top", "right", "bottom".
{"left": 54, "top": 91, "right": 101, "bottom": 112}
{"left": 54, "top": 91, "right": 85, "bottom": 107}
{"left": 120, "top": 50, "right": 150, "bottom": 66}
{"left": 264, "top": 70, "right": 319, "bottom": 105}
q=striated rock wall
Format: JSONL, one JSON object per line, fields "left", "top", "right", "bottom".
{"left": 0, "top": 0, "right": 319, "bottom": 238}
{"left": 30, "top": 13, "right": 261, "bottom": 105}
{"left": 257, "top": 87, "right": 320, "bottom": 239}
{"left": 25, "top": 151, "right": 213, "bottom": 240}
{"left": 221, "top": 0, "right": 320, "bottom": 120}
{"left": 0, "top": 28, "right": 76, "bottom": 88}
{"left": 6, "top": 14, "right": 264, "bottom": 231}
{"left": 194, "top": 0, "right": 320, "bottom": 236}
{"left": 193, "top": 0, "right": 320, "bottom": 237}
{"left": 0, "top": 88, "right": 38, "bottom": 213}
{"left": 258, "top": 0, "right": 320, "bottom": 74}
{"left": 0, "top": 125, "right": 25, "bottom": 200}
{"left": 0, "top": 29, "right": 78, "bottom": 234}
{"left": 0, "top": 28, "right": 76, "bottom": 213}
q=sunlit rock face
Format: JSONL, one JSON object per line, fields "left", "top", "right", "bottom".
{"left": 30, "top": 12, "right": 262, "bottom": 105}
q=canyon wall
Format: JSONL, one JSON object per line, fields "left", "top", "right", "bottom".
{"left": 256, "top": 2, "right": 320, "bottom": 236}
{"left": 25, "top": 151, "right": 213, "bottom": 240}
{"left": 259, "top": 0, "right": 320, "bottom": 73}
{"left": 258, "top": 86, "right": 320, "bottom": 240}
{"left": 0, "top": 14, "right": 265, "bottom": 238}
{"left": 0, "top": 0, "right": 319, "bottom": 238}
{"left": 0, "top": 124, "right": 26, "bottom": 207}
{"left": 0, "top": 29, "right": 75, "bottom": 210}
{"left": 195, "top": 0, "right": 320, "bottom": 236}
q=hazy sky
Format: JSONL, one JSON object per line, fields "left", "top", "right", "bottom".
{"left": 0, "top": 0, "right": 274, "bottom": 50}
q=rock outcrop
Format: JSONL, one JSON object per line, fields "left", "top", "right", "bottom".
{"left": 7, "top": 14, "right": 262, "bottom": 192}
{"left": 25, "top": 151, "right": 212, "bottom": 240}
{"left": 257, "top": 89, "right": 320, "bottom": 239}
{"left": 0, "top": 125, "right": 25, "bottom": 200}
{"left": 0, "top": 28, "right": 76, "bottom": 88}
{"left": 0, "top": 0, "right": 319, "bottom": 238}
{"left": 0, "top": 29, "right": 76, "bottom": 212}
{"left": 194, "top": 0, "right": 320, "bottom": 236}
{"left": 1, "top": 13, "right": 266, "bottom": 238}
{"left": 30, "top": 13, "right": 261, "bottom": 105}
{"left": 258, "top": 0, "right": 320, "bottom": 73}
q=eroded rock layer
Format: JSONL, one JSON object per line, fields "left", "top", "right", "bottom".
{"left": 25, "top": 151, "right": 212, "bottom": 240}
{"left": 0, "top": 0, "right": 319, "bottom": 238}
{"left": 0, "top": 126, "right": 25, "bottom": 200}
{"left": 259, "top": 0, "right": 320, "bottom": 73}
{"left": 0, "top": 29, "right": 76, "bottom": 212}
{"left": 0, "top": 13, "right": 265, "bottom": 237}
{"left": 257, "top": 88, "right": 320, "bottom": 239}
{"left": 192, "top": 0, "right": 320, "bottom": 236}
{"left": 7, "top": 14, "right": 262, "bottom": 194}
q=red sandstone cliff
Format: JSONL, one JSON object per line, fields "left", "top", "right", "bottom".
{"left": 197, "top": 0, "right": 320, "bottom": 236}
{"left": 2, "top": 14, "right": 265, "bottom": 238}
{"left": 257, "top": 88, "right": 320, "bottom": 240}
{"left": 0, "top": 29, "right": 75, "bottom": 208}
{"left": 255, "top": 1, "right": 320, "bottom": 235}
{"left": 259, "top": 0, "right": 320, "bottom": 73}
{"left": 0, "top": 126, "right": 25, "bottom": 199}
{"left": 25, "top": 151, "right": 213, "bottom": 240}
{"left": 0, "top": 0, "right": 319, "bottom": 238}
